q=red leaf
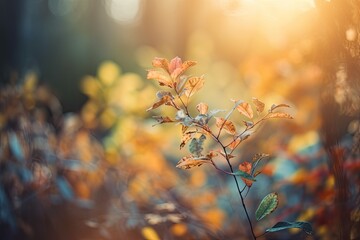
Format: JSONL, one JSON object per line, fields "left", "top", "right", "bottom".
{"left": 168, "top": 57, "right": 197, "bottom": 80}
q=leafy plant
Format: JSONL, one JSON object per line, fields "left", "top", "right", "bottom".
{"left": 147, "top": 56, "right": 313, "bottom": 239}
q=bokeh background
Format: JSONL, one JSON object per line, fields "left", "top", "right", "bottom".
{"left": 1, "top": 0, "right": 360, "bottom": 239}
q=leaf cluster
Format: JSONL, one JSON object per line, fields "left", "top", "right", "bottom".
{"left": 147, "top": 56, "right": 312, "bottom": 238}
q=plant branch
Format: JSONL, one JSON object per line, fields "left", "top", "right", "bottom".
{"left": 223, "top": 146, "right": 257, "bottom": 240}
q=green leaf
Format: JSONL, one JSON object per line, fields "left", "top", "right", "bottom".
{"left": 255, "top": 193, "right": 279, "bottom": 221}
{"left": 233, "top": 170, "right": 256, "bottom": 181}
{"left": 189, "top": 134, "right": 206, "bottom": 157}
{"left": 265, "top": 221, "right": 313, "bottom": 235}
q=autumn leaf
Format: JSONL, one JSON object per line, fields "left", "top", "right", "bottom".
{"left": 169, "top": 57, "right": 196, "bottom": 79}
{"left": 152, "top": 116, "right": 176, "bottom": 125}
{"left": 265, "top": 112, "right": 293, "bottom": 119}
{"left": 176, "top": 156, "right": 211, "bottom": 170}
{"left": 228, "top": 138, "right": 240, "bottom": 150}
{"left": 236, "top": 102, "right": 254, "bottom": 119}
{"left": 152, "top": 57, "right": 170, "bottom": 72}
{"left": 147, "top": 70, "right": 173, "bottom": 88}
{"left": 196, "top": 102, "right": 208, "bottom": 115}
{"left": 215, "top": 117, "right": 236, "bottom": 135}
{"left": 269, "top": 103, "right": 290, "bottom": 112}
{"left": 146, "top": 95, "right": 173, "bottom": 111}
{"left": 184, "top": 76, "right": 204, "bottom": 97}
{"left": 252, "top": 153, "right": 270, "bottom": 162}
{"left": 252, "top": 98, "right": 265, "bottom": 113}
{"left": 180, "top": 132, "right": 194, "bottom": 149}
{"left": 169, "top": 57, "right": 182, "bottom": 75}
{"left": 239, "top": 161, "right": 253, "bottom": 187}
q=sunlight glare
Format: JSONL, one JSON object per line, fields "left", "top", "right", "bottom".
{"left": 104, "top": 0, "right": 141, "bottom": 24}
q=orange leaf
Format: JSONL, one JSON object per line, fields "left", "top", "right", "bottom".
{"left": 176, "top": 156, "right": 211, "bottom": 170}
{"left": 215, "top": 117, "right": 236, "bottom": 135}
{"left": 184, "top": 76, "right": 204, "bottom": 97}
{"left": 147, "top": 70, "right": 173, "bottom": 88}
{"left": 239, "top": 161, "right": 253, "bottom": 187}
{"left": 152, "top": 57, "right": 169, "bottom": 72}
{"left": 228, "top": 138, "right": 240, "bottom": 150}
{"left": 196, "top": 102, "right": 208, "bottom": 114}
{"left": 265, "top": 112, "right": 293, "bottom": 119}
{"left": 236, "top": 102, "right": 254, "bottom": 119}
{"left": 252, "top": 98, "right": 265, "bottom": 113}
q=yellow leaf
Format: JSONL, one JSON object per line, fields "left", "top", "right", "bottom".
{"left": 215, "top": 117, "right": 236, "bottom": 135}
{"left": 141, "top": 227, "right": 160, "bottom": 240}
{"left": 184, "top": 76, "right": 204, "bottom": 97}
{"left": 196, "top": 102, "right": 208, "bottom": 114}
{"left": 252, "top": 98, "right": 265, "bottom": 113}
{"left": 236, "top": 102, "right": 254, "bottom": 119}
{"left": 265, "top": 112, "right": 293, "bottom": 119}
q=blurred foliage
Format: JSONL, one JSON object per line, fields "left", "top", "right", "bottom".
{"left": 1, "top": 0, "right": 360, "bottom": 240}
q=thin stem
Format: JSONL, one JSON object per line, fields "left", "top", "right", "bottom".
{"left": 174, "top": 88, "right": 190, "bottom": 115}
{"left": 223, "top": 147, "right": 257, "bottom": 240}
